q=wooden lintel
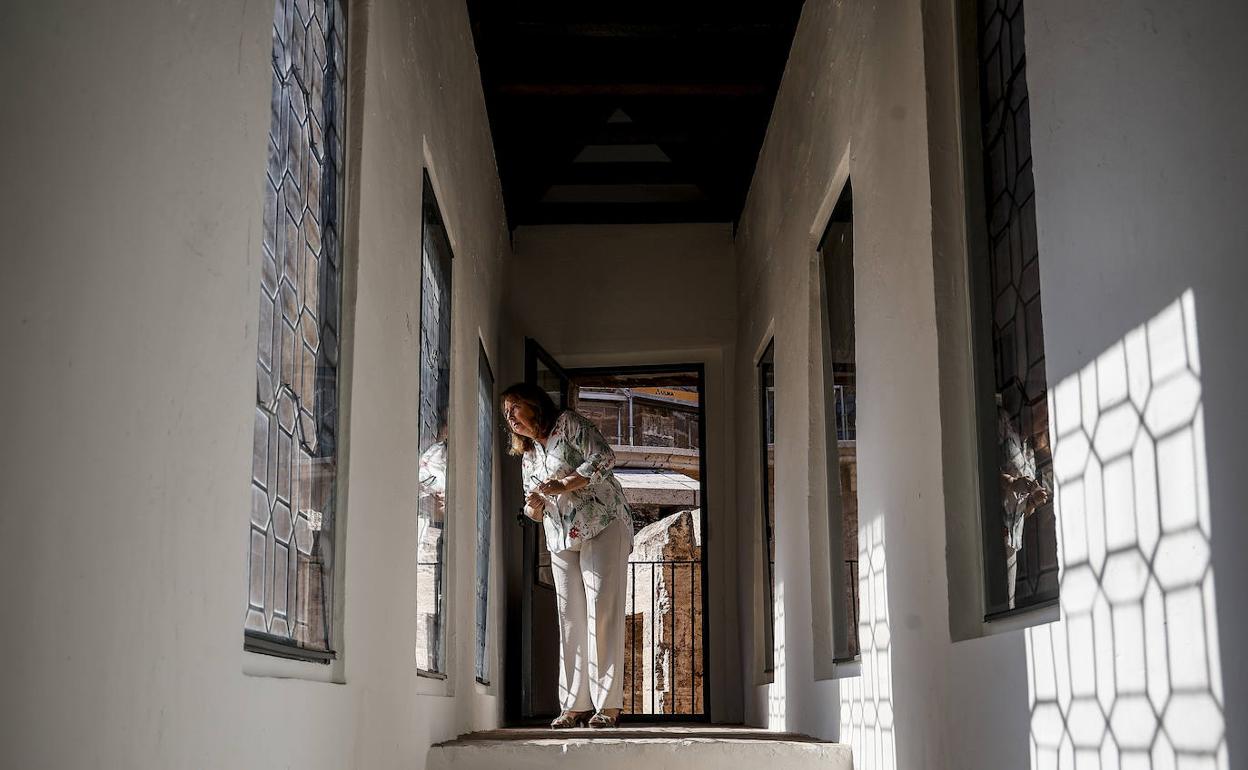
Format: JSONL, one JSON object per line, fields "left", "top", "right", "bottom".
{"left": 497, "top": 83, "right": 768, "bottom": 97}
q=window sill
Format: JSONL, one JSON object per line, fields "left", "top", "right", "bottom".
{"left": 833, "top": 657, "right": 862, "bottom": 679}
{"left": 982, "top": 599, "right": 1059, "bottom": 636}
{"left": 416, "top": 667, "right": 454, "bottom": 697}
{"left": 475, "top": 676, "right": 497, "bottom": 696}
{"left": 243, "top": 648, "right": 345, "bottom": 683}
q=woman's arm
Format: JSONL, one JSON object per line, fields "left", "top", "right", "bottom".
{"left": 539, "top": 412, "right": 616, "bottom": 494}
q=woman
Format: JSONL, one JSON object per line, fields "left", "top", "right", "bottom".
{"left": 501, "top": 382, "right": 634, "bottom": 729}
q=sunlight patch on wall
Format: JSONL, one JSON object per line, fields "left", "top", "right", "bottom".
{"left": 839, "top": 517, "right": 896, "bottom": 769}
{"left": 768, "top": 582, "right": 787, "bottom": 731}
{"left": 1027, "top": 290, "right": 1226, "bottom": 769}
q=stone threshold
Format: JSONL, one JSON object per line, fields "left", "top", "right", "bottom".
{"left": 427, "top": 725, "right": 854, "bottom": 770}
{"left": 434, "top": 724, "right": 833, "bottom": 746}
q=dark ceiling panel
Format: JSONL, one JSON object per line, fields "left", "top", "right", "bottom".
{"left": 468, "top": 1, "right": 805, "bottom": 228}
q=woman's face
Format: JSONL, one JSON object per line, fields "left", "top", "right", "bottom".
{"left": 503, "top": 396, "right": 540, "bottom": 440}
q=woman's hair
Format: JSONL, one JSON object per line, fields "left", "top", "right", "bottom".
{"left": 499, "top": 382, "right": 561, "bottom": 456}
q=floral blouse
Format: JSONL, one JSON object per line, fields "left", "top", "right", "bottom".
{"left": 522, "top": 410, "right": 633, "bottom": 553}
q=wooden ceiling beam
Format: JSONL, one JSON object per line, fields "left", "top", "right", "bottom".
{"left": 518, "top": 201, "right": 733, "bottom": 226}
{"left": 468, "top": 1, "right": 804, "bottom": 28}
{"left": 479, "top": 21, "right": 790, "bottom": 39}
{"left": 496, "top": 82, "right": 768, "bottom": 97}
{"left": 468, "top": 0, "right": 804, "bottom": 227}
{"left": 554, "top": 163, "right": 693, "bottom": 185}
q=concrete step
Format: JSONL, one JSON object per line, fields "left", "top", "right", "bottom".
{"left": 427, "top": 725, "right": 853, "bottom": 770}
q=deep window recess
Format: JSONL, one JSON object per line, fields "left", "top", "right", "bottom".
{"left": 416, "top": 171, "right": 453, "bottom": 675}
{"left": 966, "top": 0, "right": 1058, "bottom": 617}
{"left": 758, "top": 341, "right": 777, "bottom": 673}
{"left": 245, "top": 0, "right": 348, "bottom": 662}
{"left": 818, "top": 182, "right": 861, "bottom": 662}
{"left": 474, "top": 345, "right": 495, "bottom": 685}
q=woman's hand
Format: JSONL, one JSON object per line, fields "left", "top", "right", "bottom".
{"left": 1023, "top": 485, "right": 1050, "bottom": 516}
{"left": 526, "top": 491, "right": 544, "bottom": 508}
{"left": 538, "top": 474, "right": 589, "bottom": 496}
{"left": 524, "top": 491, "right": 546, "bottom": 521}
{"left": 537, "top": 479, "right": 566, "bottom": 495}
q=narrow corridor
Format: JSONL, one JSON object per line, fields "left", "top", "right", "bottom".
{"left": 4, "top": 0, "right": 1245, "bottom": 769}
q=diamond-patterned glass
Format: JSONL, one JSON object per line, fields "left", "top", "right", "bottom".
{"left": 416, "top": 172, "right": 453, "bottom": 674}
{"left": 758, "top": 341, "right": 776, "bottom": 672}
{"left": 475, "top": 346, "right": 495, "bottom": 684}
{"left": 975, "top": 0, "right": 1058, "bottom": 615}
{"left": 819, "top": 183, "right": 861, "bottom": 662}
{"left": 246, "top": 0, "right": 346, "bottom": 655}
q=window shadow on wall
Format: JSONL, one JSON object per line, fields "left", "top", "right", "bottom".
{"left": 838, "top": 517, "right": 897, "bottom": 769}
{"left": 768, "top": 582, "right": 786, "bottom": 731}
{"left": 1027, "top": 290, "right": 1227, "bottom": 768}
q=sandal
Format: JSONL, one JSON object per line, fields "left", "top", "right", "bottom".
{"left": 588, "top": 709, "right": 620, "bottom": 728}
{"left": 550, "top": 710, "right": 592, "bottom": 729}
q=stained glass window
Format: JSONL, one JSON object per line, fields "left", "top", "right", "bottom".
{"left": 818, "top": 182, "right": 860, "bottom": 661}
{"left": 246, "top": 0, "right": 347, "bottom": 659}
{"left": 469, "top": 344, "right": 491, "bottom": 683}
{"left": 972, "top": 0, "right": 1059, "bottom": 616}
{"left": 416, "top": 172, "right": 453, "bottom": 675}
{"left": 475, "top": 346, "right": 495, "bottom": 685}
{"left": 758, "top": 341, "right": 776, "bottom": 672}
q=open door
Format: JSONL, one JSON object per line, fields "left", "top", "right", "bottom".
{"left": 517, "top": 343, "right": 711, "bottom": 721}
{"left": 520, "top": 338, "right": 570, "bottom": 718}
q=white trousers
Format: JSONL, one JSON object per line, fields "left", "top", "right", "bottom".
{"left": 549, "top": 516, "right": 632, "bottom": 712}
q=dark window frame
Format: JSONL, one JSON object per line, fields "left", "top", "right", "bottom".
{"left": 416, "top": 169, "right": 455, "bottom": 677}
{"left": 244, "top": 0, "right": 349, "bottom": 664}
{"left": 958, "top": 0, "right": 1060, "bottom": 620}
{"left": 474, "top": 343, "right": 495, "bottom": 686}
{"left": 757, "top": 340, "right": 777, "bottom": 674}
{"left": 817, "top": 181, "right": 861, "bottom": 664}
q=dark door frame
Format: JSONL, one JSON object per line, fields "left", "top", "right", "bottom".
{"left": 520, "top": 339, "right": 571, "bottom": 720}
{"left": 516, "top": 341, "right": 713, "bottom": 718}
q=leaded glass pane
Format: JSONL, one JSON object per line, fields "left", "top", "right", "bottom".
{"left": 475, "top": 346, "right": 495, "bottom": 684}
{"left": 974, "top": 0, "right": 1058, "bottom": 615}
{"left": 416, "top": 172, "right": 453, "bottom": 674}
{"left": 246, "top": 0, "right": 346, "bottom": 656}
{"left": 758, "top": 341, "right": 776, "bottom": 672}
{"left": 819, "top": 183, "right": 860, "bottom": 661}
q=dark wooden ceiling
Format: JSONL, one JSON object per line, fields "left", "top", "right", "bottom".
{"left": 467, "top": 2, "right": 806, "bottom": 228}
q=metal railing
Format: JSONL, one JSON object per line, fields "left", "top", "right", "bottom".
{"left": 623, "top": 559, "right": 703, "bottom": 716}
{"left": 833, "top": 383, "right": 856, "bottom": 441}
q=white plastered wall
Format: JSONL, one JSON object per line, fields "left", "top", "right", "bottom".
{"left": 1016, "top": 1, "right": 1248, "bottom": 766}
{"left": 0, "top": 0, "right": 510, "bottom": 767}
{"left": 735, "top": 0, "right": 960, "bottom": 759}
{"left": 735, "top": 0, "right": 1248, "bottom": 768}
{"left": 504, "top": 223, "right": 742, "bottom": 723}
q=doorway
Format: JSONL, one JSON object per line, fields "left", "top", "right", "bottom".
{"left": 519, "top": 339, "right": 711, "bottom": 722}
